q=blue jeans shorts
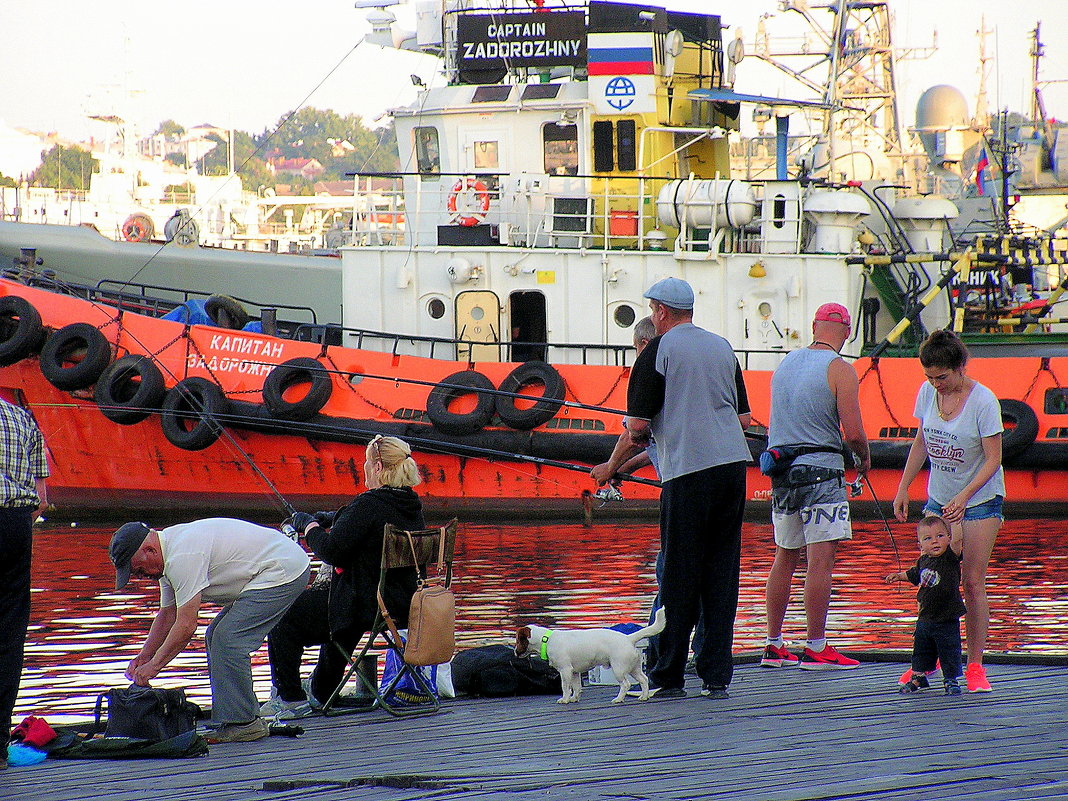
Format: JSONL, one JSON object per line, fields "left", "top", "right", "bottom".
{"left": 923, "top": 495, "right": 1004, "bottom": 521}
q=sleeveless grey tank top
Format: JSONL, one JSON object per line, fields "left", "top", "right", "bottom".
{"left": 768, "top": 348, "right": 845, "bottom": 471}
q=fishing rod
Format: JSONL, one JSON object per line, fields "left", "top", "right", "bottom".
{"left": 39, "top": 398, "right": 665, "bottom": 489}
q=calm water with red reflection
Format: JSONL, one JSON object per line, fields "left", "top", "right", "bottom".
{"left": 17, "top": 517, "right": 1068, "bottom": 721}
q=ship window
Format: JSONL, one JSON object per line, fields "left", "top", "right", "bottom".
{"left": 617, "top": 119, "right": 637, "bottom": 172}
{"left": 1045, "top": 388, "right": 1068, "bottom": 415}
{"left": 522, "top": 84, "right": 561, "bottom": 100}
{"left": 473, "top": 140, "right": 499, "bottom": 170}
{"left": 427, "top": 298, "right": 446, "bottom": 319}
{"left": 543, "top": 123, "right": 579, "bottom": 176}
{"left": 414, "top": 127, "right": 440, "bottom": 176}
{"left": 472, "top": 85, "right": 512, "bottom": 102}
{"left": 614, "top": 304, "right": 636, "bottom": 328}
{"left": 593, "top": 120, "right": 614, "bottom": 172}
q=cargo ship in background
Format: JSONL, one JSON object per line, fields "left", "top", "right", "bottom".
{"left": 1, "top": 0, "right": 1067, "bottom": 517}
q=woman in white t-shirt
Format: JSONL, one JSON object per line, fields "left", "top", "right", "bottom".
{"left": 893, "top": 330, "right": 1004, "bottom": 694}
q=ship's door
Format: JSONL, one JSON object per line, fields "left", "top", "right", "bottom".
{"left": 456, "top": 290, "right": 501, "bottom": 363}
{"left": 508, "top": 290, "right": 547, "bottom": 362}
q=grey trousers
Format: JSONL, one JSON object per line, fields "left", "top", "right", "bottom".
{"left": 204, "top": 567, "right": 310, "bottom": 725}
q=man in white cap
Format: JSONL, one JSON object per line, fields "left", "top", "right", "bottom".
{"left": 762, "top": 302, "right": 870, "bottom": 670}
{"left": 626, "top": 277, "right": 751, "bottom": 700}
{"left": 110, "top": 518, "right": 310, "bottom": 743}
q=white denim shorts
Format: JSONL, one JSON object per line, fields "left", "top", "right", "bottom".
{"left": 771, "top": 467, "right": 852, "bottom": 548}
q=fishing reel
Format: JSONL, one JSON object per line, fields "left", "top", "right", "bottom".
{"left": 593, "top": 484, "right": 624, "bottom": 504}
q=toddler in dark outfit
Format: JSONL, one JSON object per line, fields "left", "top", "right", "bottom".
{"left": 886, "top": 516, "right": 966, "bottom": 695}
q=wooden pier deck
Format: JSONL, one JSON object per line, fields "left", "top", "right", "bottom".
{"left": 5, "top": 660, "right": 1068, "bottom": 801}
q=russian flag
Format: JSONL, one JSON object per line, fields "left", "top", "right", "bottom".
{"left": 975, "top": 148, "right": 990, "bottom": 196}
{"left": 588, "top": 33, "right": 654, "bottom": 76}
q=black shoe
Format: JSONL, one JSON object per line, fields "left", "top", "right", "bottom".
{"left": 898, "top": 674, "right": 931, "bottom": 694}
{"left": 650, "top": 686, "right": 687, "bottom": 700}
{"left": 700, "top": 684, "right": 730, "bottom": 699}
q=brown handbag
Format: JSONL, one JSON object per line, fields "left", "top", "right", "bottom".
{"left": 400, "top": 530, "right": 455, "bottom": 666}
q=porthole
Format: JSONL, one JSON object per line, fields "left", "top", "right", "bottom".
{"left": 758, "top": 301, "right": 772, "bottom": 318}
{"left": 613, "top": 304, "right": 637, "bottom": 328}
{"left": 427, "top": 298, "right": 446, "bottom": 319}
{"left": 470, "top": 305, "right": 485, "bottom": 321}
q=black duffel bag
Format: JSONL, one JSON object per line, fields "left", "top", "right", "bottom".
{"left": 451, "top": 645, "right": 562, "bottom": 697}
{"left": 94, "top": 685, "right": 200, "bottom": 742}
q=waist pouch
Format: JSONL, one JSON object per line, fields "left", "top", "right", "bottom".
{"left": 760, "top": 444, "right": 842, "bottom": 477}
{"left": 771, "top": 465, "right": 844, "bottom": 489}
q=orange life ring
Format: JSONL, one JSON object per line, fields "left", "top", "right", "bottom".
{"left": 121, "top": 213, "right": 154, "bottom": 242}
{"left": 446, "top": 178, "right": 490, "bottom": 227}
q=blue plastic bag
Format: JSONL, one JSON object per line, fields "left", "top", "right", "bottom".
{"left": 6, "top": 742, "right": 48, "bottom": 766}
{"left": 380, "top": 638, "right": 439, "bottom": 706}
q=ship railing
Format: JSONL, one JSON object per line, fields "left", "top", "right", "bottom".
{"left": 292, "top": 321, "right": 804, "bottom": 369}
{"left": 36, "top": 278, "right": 322, "bottom": 336}
{"left": 292, "top": 322, "right": 639, "bottom": 366}
{"left": 346, "top": 171, "right": 815, "bottom": 257}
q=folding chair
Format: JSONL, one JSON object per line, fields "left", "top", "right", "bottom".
{"left": 322, "top": 518, "right": 457, "bottom": 717}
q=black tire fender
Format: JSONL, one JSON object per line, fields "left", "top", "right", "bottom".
{"left": 999, "top": 398, "right": 1039, "bottom": 460}
{"left": 160, "top": 377, "right": 228, "bottom": 450}
{"left": 426, "top": 370, "right": 496, "bottom": 436}
{"left": 494, "top": 361, "right": 566, "bottom": 430}
{"left": 0, "top": 296, "right": 46, "bottom": 366}
{"left": 94, "top": 355, "right": 166, "bottom": 425}
{"left": 205, "top": 295, "right": 250, "bottom": 330}
{"left": 39, "top": 322, "right": 113, "bottom": 391}
{"left": 262, "top": 357, "right": 333, "bottom": 421}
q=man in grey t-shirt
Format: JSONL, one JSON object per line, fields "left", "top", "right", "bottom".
{"left": 627, "top": 278, "right": 751, "bottom": 699}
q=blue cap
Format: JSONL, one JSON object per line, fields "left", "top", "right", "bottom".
{"left": 643, "top": 277, "right": 694, "bottom": 310}
{"left": 110, "top": 521, "right": 151, "bottom": 590}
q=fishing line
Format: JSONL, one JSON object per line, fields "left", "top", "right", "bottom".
{"left": 863, "top": 474, "right": 902, "bottom": 577}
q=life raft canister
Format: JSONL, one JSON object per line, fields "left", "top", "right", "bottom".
{"left": 121, "top": 213, "right": 155, "bottom": 243}
{"left": 446, "top": 178, "right": 491, "bottom": 227}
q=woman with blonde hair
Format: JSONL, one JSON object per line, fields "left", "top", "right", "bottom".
{"left": 262, "top": 435, "right": 425, "bottom": 717}
{"left": 893, "top": 330, "right": 1004, "bottom": 693}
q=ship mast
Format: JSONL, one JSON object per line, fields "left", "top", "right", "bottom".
{"left": 746, "top": 0, "right": 932, "bottom": 184}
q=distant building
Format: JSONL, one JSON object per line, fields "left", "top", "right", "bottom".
{"left": 269, "top": 157, "right": 325, "bottom": 180}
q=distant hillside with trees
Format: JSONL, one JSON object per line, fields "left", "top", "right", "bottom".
{"left": 25, "top": 107, "right": 398, "bottom": 195}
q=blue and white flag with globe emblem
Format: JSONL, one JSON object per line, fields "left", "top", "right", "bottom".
{"left": 588, "top": 33, "right": 656, "bottom": 116}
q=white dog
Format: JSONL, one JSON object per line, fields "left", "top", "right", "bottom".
{"left": 514, "top": 607, "right": 666, "bottom": 704}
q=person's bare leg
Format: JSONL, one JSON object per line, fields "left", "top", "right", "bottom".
{"left": 803, "top": 540, "right": 838, "bottom": 641}
{"left": 961, "top": 517, "right": 1001, "bottom": 664}
{"left": 766, "top": 547, "right": 801, "bottom": 639}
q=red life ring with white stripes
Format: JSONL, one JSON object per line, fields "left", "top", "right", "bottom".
{"left": 446, "top": 178, "right": 490, "bottom": 227}
{"left": 121, "top": 213, "right": 154, "bottom": 242}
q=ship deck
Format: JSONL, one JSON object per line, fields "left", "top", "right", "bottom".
{"left": 10, "top": 656, "right": 1068, "bottom": 801}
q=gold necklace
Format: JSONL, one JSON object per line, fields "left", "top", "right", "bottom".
{"left": 937, "top": 392, "right": 959, "bottom": 420}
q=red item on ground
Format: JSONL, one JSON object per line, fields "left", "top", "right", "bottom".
{"left": 10, "top": 715, "right": 58, "bottom": 748}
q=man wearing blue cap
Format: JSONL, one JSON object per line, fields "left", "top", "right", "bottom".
{"left": 110, "top": 518, "right": 310, "bottom": 743}
{"left": 626, "top": 277, "right": 751, "bottom": 700}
